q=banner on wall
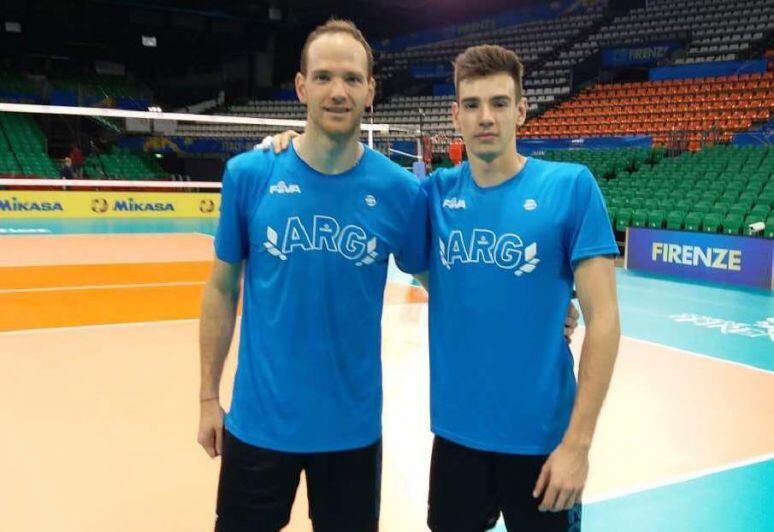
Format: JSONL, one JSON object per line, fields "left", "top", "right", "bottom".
{"left": 519, "top": 135, "right": 652, "bottom": 155}
{"left": 626, "top": 227, "right": 773, "bottom": 290}
{"left": 649, "top": 59, "right": 767, "bottom": 81}
{"left": 119, "top": 136, "right": 260, "bottom": 155}
{"left": 601, "top": 41, "right": 682, "bottom": 67}
{"left": 0, "top": 191, "right": 220, "bottom": 219}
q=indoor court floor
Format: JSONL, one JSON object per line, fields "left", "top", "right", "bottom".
{"left": 1, "top": 218, "right": 772, "bottom": 532}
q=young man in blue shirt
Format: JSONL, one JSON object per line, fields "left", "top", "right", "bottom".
{"left": 197, "top": 19, "right": 428, "bottom": 532}
{"left": 423, "top": 45, "right": 620, "bottom": 531}
{"left": 271, "top": 43, "right": 620, "bottom": 531}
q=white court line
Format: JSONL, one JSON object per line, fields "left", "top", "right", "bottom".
{"left": 0, "top": 281, "right": 205, "bottom": 294}
{"left": 585, "top": 452, "right": 774, "bottom": 504}
{"left": 0, "top": 317, "right": 201, "bottom": 336}
{"left": 614, "top": 330, "right": 774, "bottom": 375}
{"left": 0, "top": 231, "right": 216, "bottom": 241}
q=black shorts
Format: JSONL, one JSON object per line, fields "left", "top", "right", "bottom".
{"left": 216, "top": 428, "right": 381, "bottom": 532}
{"left": 428, "top": 436, "right": 582, "bottom": 532}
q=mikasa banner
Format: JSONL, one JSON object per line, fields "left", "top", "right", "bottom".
{"left": 0, "top": 191, "right": 220, "bottom": 219}
{"left": 626, "top": 227, "right": 773, "bottom": 290}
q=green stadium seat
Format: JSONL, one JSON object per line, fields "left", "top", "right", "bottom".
{"left": 744, "top": 182, "right": 763, "bottom": 194}
{"left": 684, "top": 212, "right": 704, "bottom": 232}
{"left": 631, "top": 209, "right": 648, "bottom": 228}
{"left": 702, "top": 213, "right": 722, "bottom": 233}
{"left": 609, "top": 197, "right": 625, "bottom": 208}
{"left": 685, "top": 191, "right": 702, "bottom": 201}
{"left": 666, "top": 210, "right": 685, "bottom": 230}
{"left": 739, "top": 191, "right": 758, "bottom": 204}
{"left": 668, "top": 190, "right": 685, "bottom": 201}
{"left": 728, "top": 204, "right": 749, "bottom": 216}
{"left": 710, "top": 202, "right": 729, "bottom": 215}
{"left": 722, "top": 214, "right": 744, "bottom": 235}
{"left": 720, "top": 191, "right": 739, "bottom": 203}
{"left": 693, "top": 201, "right": 712, "bottom": 213}
{"left": 765, "top": 216, "right": 774, "bottom": 239}
{"left": 607, "top": 206, "right": 617, "bottom": 224}
{"left": 658, "top": 199, "right": 675, "bottom": 211}
{"left": 757, "top": 192, "right": 773, "bottom": 208}
{"left": 700, "top": 191, "right": 719, "bottom": 203}
{"left": 644, "top": 199, "right": 660, "bottom": 210}
{"left": 647, "top": 210, "right": 665, "bottom": 229}
{"left": 615, "top": 208, "right": 632, "bottom": 232}
{"left": 674, "top": 199, "right": 692, "bottom": 211}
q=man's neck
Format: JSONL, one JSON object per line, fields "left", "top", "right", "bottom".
{"left": 468, "top": 148, "right": 526, "bottom": 188}
{"left": 294, "top": 125, "right": 363, "bottom": 175}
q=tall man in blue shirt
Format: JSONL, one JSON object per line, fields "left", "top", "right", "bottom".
{"left": 423, "top": 45, "right": 620, "bottom": 531}
{"left": 197, "top": 19, "right": 428, "bottom": 532}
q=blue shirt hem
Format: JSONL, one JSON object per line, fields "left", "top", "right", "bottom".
{"left": 225, "top": 416, "right": 382, "bottom": 453}
{"left": 432, "top": 425, "right": 559, "bottom": 456}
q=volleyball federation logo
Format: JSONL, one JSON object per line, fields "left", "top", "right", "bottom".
{"left": 91, "top": 198, "right": 109, "bottom": 213}
{"left": 199, "top": 199, "right": 216, "bottom": 214}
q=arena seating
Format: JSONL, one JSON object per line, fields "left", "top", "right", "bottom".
{"left": 522, "top": 72, "right": 774, "bottom": 150}
{"left": 544, "top": 145, "right": 774, "bottom": 237}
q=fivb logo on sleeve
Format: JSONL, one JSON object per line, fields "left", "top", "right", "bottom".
{"left": 438, "top": 229, "right": 540, "bottom": 277}
{"left": 263, "top": 215, "right": 379, "bottom": 266}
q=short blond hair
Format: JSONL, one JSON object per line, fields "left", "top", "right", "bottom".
{"left": 454, "top": 45, "right": 524, "bottom": 100}
{"left": 300, "top": 18, "right": 373, "bottom": 77}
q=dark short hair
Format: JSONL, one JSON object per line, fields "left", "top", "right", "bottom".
{"left": 454, "top": 44, "right": 524, "bottom": 100}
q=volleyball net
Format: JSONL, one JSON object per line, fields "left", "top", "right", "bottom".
{"left": 0, "top": 102, "right": 425, "bottom": 219}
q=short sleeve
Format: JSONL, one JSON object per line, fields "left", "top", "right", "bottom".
{"left": 566, "top": 168, "right": 619, "bottom": 269}
{"left": 214, "top": 162, "right": 248, "bottom": 263}
{"left": 394, "top": 183, "right": 430, "bottom": 273}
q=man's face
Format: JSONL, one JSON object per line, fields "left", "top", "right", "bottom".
{"left": 296, "top": 33, "right": 375, "bottom": 139}
{"left": 452, "top": 73, "right": 527, "bottom": 162}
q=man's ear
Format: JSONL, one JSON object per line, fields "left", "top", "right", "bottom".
{"left": 295, "top": 72, "right": 307, "bottom": 104}
{"left": 516, "top": 96, "right": 527, "bottom": 127}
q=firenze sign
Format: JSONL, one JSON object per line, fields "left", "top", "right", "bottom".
{"left": 626, "top": 228, "right": 773, "bottom": 290}
{"left": 602, "top": 42, "right": 682, "bottom": 67}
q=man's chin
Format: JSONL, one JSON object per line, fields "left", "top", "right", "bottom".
{"left": 318, "top": 118, "right": 359, "bottom": 138}
{"left": 471, "top": 146, "right": 505, "bottom": 161}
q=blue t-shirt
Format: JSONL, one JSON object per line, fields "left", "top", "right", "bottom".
{"left": 425, "top": 158, "right": 618, "bottom": 454}
{"left": 215, "top": 142, "right": 428, "bottom": 452}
